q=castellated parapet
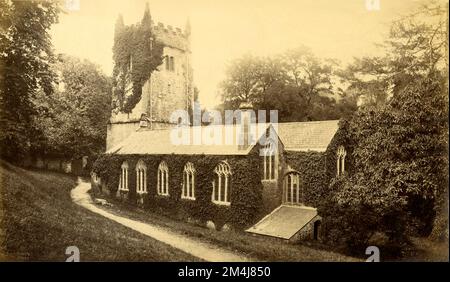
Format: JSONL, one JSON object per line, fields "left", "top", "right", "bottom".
{"left": 107, "top": 11, "right": 194, "bottom": 150}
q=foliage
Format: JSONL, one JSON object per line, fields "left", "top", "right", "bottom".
{"left": 112, "top": 7, "right": 164, "bottom": 114}
{"left": 341, "top": 0, "right": 448, "bottom": 108}
{"left": 92, "top": 151, "right": 264, "bottom": 230}
{"left": 219, "top": 47, "right": 357, "bottom": 122}
{"left": 0, "top": 0, "right": 59, "bottom": 161}
{"left": 32, "top": 54, "right": 112, "bottom": 158}
{"left": 320, "top": 73, "right": 448, "bottom": 253}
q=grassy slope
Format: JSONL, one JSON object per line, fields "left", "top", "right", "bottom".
{"left": 0, "top": 161, "right": 199, "bottom": 261}
{"left": 99, "top": 198, "right": 360, "bottom": 262}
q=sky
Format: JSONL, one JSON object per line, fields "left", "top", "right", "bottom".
{"left": 50, "top": 0, "right": 425, "bottom": 108}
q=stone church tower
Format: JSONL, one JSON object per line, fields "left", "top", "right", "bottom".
{"left": 107, "top": 5, "right": 194, "bottom": 150}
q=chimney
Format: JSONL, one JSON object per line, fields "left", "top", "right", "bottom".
{"left": 238, "top": 101, "right": 253, "bottom": 150}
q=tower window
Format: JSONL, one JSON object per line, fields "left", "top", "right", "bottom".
{"left": 165, "top": 56, "right": 170, "bottom": 70}
{"left": 170, "top": 56, "right": 175, "bottom": 71}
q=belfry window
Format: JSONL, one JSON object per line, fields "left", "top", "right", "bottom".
{"left": 165, "top": 55, "right": 170, "bottom": 70}
{"left": 170, "top": 56, "right": 175, "bottom": 71}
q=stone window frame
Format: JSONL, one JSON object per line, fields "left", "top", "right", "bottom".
{"left": 135, "top": 159, "right": 147, "bottom": 194}
{"left": 284, "top": 172, "right": 302, "bottom": 205}
{"left": 119, "top": 161, "right": 129, "bottom": 191}
{"left": 182, "top": 162, "right": 196, "bottom": 200}
{"left": 157, "top": 161, "right": 169, "bottom": 196}
{"left": 212, "top": 161, "right": 232, "bottom": 206}
{"left": 336, "top": 145, "right": 347, "bottom": 176}
{"left": 262, "top": 138, "right": 277, "bottom": 181}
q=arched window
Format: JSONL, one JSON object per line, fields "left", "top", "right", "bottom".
{"left": 182, "top": 162, "right": 195, "bottom": 200}
{"left": 119, "top": 161, "right": 129, "bottom": 191}
{"left": 336, "top": 146, "right": 347, "bottom": 176}
{"left": 212, "top": 161, "right": 232, "bottom": 205}
{"left": 262, "top": 139, "right": 277, "bottom": 180}
{"left": 284, "top": 172, "right": 302, "bottom": 205}
{"left": 135, "top": 160, "right": 147, "bottom": 194}
{"left": 157, "top": 161, "right": 169, "bottom": 196}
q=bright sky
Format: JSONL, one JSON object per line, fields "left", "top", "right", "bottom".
{"left": 50, "top": 0, "right": 425, "bottom": 108}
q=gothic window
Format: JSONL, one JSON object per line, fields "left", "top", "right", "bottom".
{"left": 157, "top": 161, "right": 169, "bottom": 196}
{"left": 212, "top": 161, "right": 231, "bottom": 205}
{"left": 284, "top": 172, "right": 302, "bottom": 205}
{"left": 135, "top": 160, "right": 147, "bottom": 194}
{"left": 119, "top": 161, "right": 129, "bottom": 191}
{"left": 262, "top": 139, "right": 277, "bottom": 180}
{"left": 336, "top": 146, "right": 347, "bottom": 176}
{"left": 182, "top": 162, "right": 195, "bottom": 200}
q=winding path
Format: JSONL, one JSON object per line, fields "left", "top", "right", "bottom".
{"left": 71, "top": 178, "right": 252, "bottom": 262}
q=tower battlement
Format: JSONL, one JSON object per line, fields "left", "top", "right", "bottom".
{"left": 151, "top": 20, "right": 190, "bottom": 51}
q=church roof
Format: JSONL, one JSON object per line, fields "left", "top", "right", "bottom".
{"left": 274, "top": 120, "right": 339, "bottom": 152}
{"left": 106, "top": 120, "right": 340, "bottom": 155}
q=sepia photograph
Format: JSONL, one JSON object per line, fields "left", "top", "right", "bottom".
{"left": 0, "top": 0, "right": 448, "bottom": 267}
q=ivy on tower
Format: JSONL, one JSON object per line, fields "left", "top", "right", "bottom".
{"left": 112, "top": 3, "right": 164, "bottom": 114}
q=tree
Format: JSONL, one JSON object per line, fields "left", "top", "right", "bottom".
{"left": 32, "top": 54, "right": 112, "bottom": 158}
{"left": 219, "top": 48, "right": 354, "bottom": 121}
{"left": 280, "top": 46, "right": 338, "bottom": 120}
{"left": 320, "top": 73, "right": 448, "bottom": 255}
{"left": 341, "top": 0, "right": 448, "bottom": 108}
{"left": 220, "top": 54, "right": 280, "bottom": 109}
{"left": 0, "top": 0, "right": 59, "bottom": 161}
{"left": 320, "top": 1, "right": 449, "bottom": 253}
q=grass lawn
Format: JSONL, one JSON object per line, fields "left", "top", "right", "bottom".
{"left": 96, "top": 194, "right": 361, "bottom": 262}
{"left": 0, "top": 160, "right": 199, "bottom": 261}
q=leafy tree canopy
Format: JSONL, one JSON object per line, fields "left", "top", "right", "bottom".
{"left": 0, "top": 0, "right": 60, "bottom": 161}
{"left": 32, "top": 54, "right": 112, "bottom": 159}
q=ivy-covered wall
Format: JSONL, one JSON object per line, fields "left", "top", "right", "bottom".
{"left": 282, "top": 120, "right": 352, "bottom": 208}
{"left": 92, "top": 150, "right": 263, "bottom": 230}
{"left": 93, "top": 121, "right": 350, "bottom": 231}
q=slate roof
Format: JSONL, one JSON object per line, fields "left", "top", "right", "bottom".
{"left": 246, "top": 205, "right": 319, "bottom": 239}
{"left": 106, "top": 120, "right": 339, "bottom": 155}
{"left": 275, "top": 120, "right": 339, "bottom": 152}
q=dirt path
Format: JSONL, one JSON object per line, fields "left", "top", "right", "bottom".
{"left": 71, "top": 178, "right": 252, "bottom": 262}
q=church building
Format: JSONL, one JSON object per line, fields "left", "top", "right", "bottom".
{"left": 97, "top": 6, "right": 348, "bottom": 242}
